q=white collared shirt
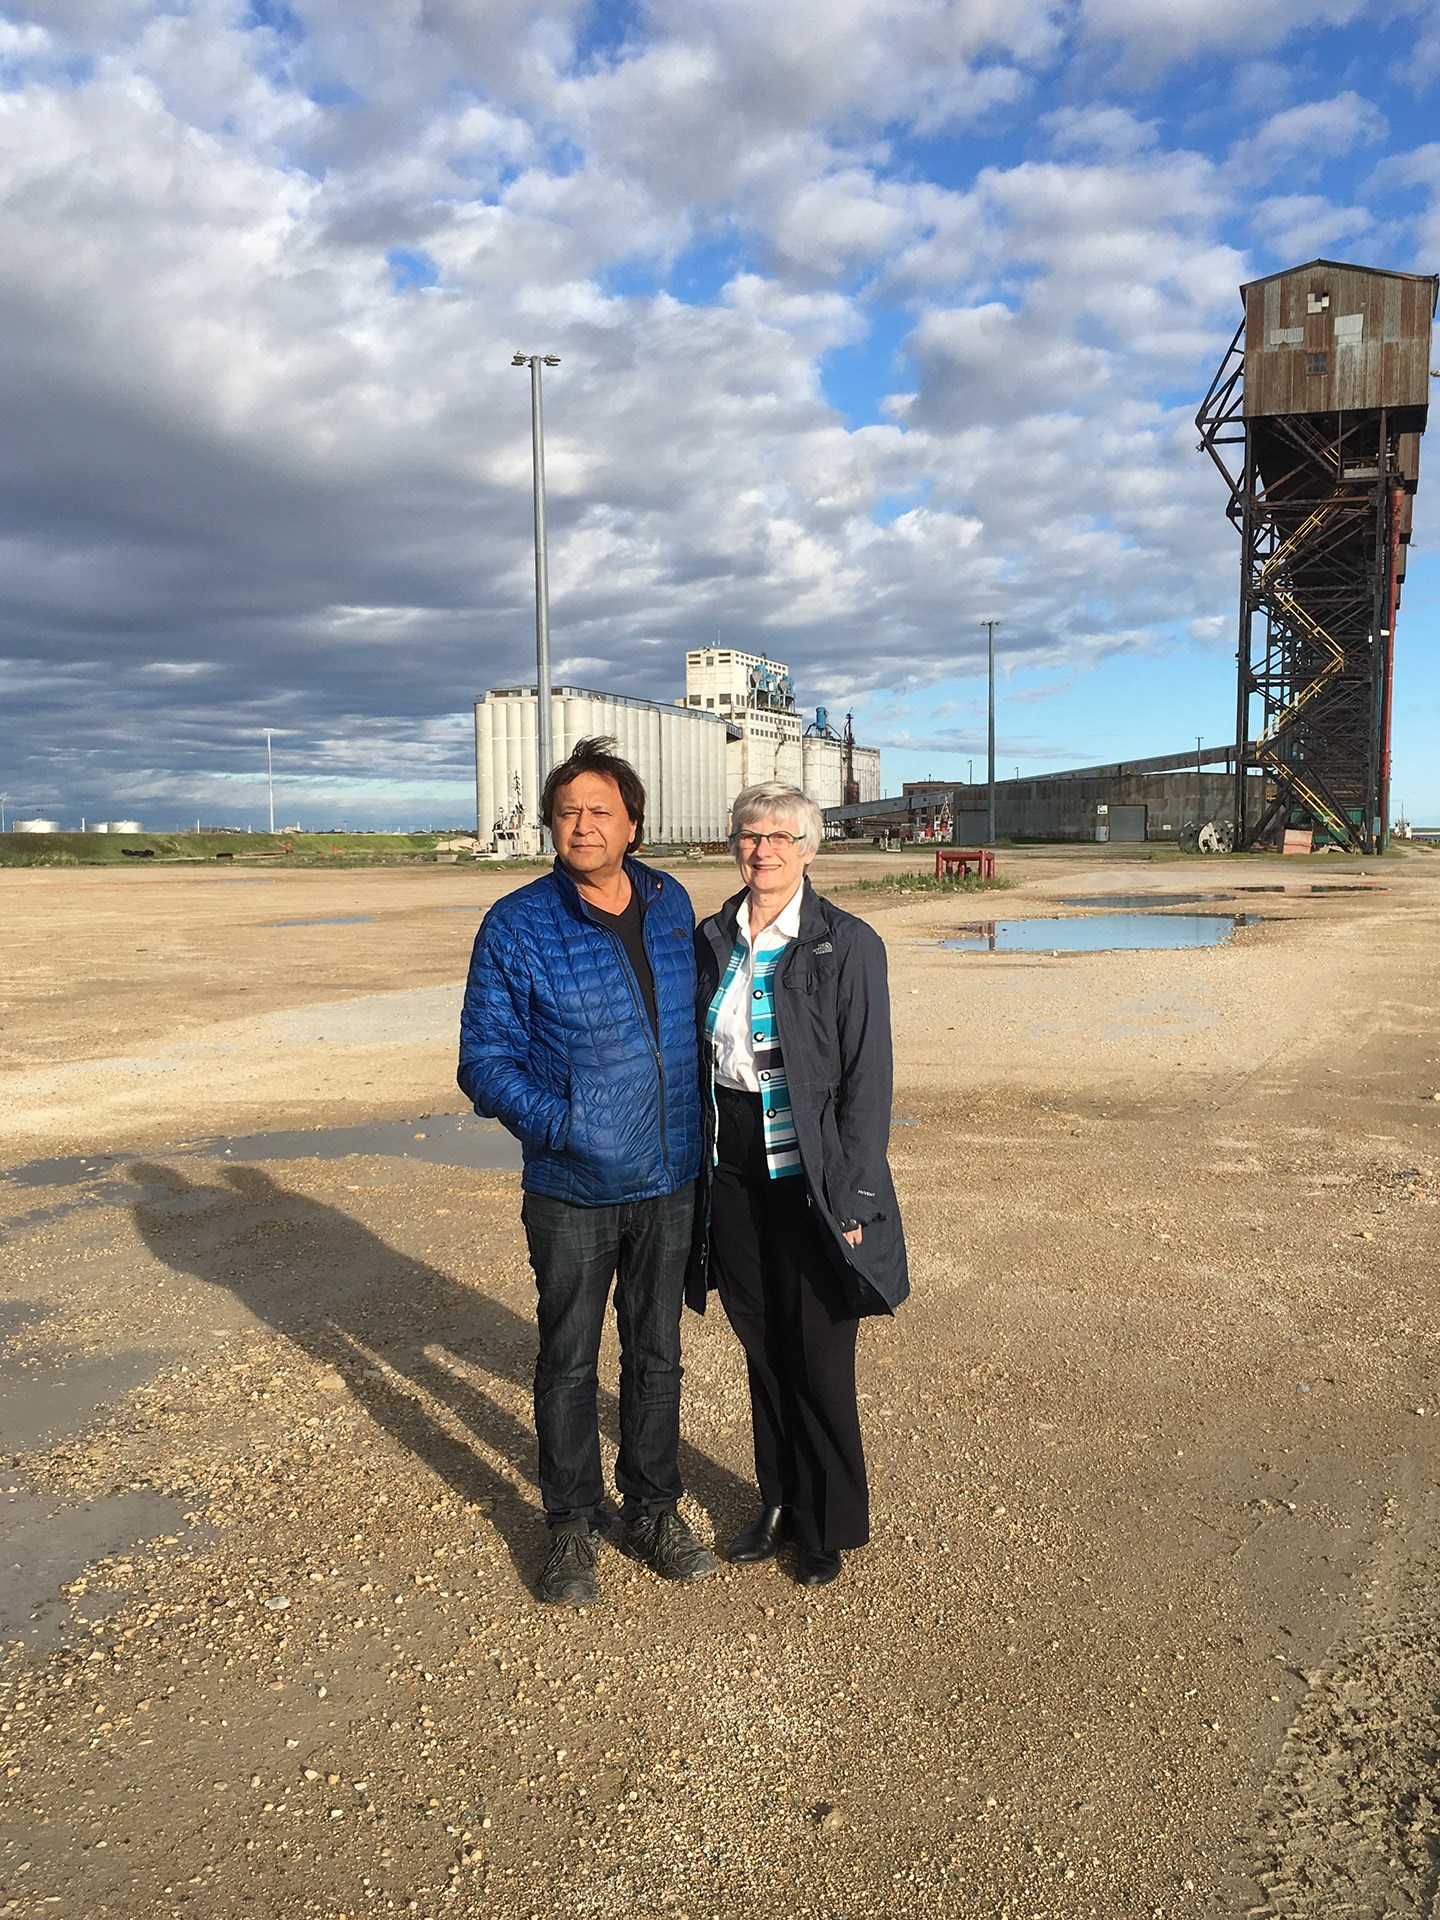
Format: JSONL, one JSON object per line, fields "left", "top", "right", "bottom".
{"left": 710, "top": 884, "right": 805, "bottom": 1091}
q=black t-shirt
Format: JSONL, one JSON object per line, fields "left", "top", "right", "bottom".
{"left": 588, "top": 888, "right": 658, "bottom": 1038}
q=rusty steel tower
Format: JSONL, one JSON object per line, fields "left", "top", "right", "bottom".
{"left": 1197, "top": 260, "right": 1436, "bottom": 852}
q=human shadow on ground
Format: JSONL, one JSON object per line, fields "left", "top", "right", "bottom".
{"left": 127, "top": 1162, "right": 749, "bottom": 1590}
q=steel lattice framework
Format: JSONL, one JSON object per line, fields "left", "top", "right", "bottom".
{"left": 1195, "top": 256, "right": 1439, "bottom": 854}
{"left": 1197, "top": 321, "right": 1417, "bottom": 852}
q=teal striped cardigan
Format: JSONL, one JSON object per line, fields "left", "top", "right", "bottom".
{"left": 705, "top": 934, "right": 802, "bottom": 1179}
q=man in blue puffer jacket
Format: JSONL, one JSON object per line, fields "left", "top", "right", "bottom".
{"left": 459, "top": 737, "right": 716, "bottom": 1606}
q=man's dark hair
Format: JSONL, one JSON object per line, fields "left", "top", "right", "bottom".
{"left": 540, "top": 736, "right": 646, "bottom": 850}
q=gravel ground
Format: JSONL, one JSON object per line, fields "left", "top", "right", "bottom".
{"left": 1, "top": 847, "right": 1437, "bottom": 1919}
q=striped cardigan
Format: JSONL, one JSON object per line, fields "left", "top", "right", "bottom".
{"left": 705, "top": 934, "right": 802, "bottom": 1179}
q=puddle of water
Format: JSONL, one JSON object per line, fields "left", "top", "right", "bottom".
{"left": 1232, "top": 883, "right": 1386, "bottom": 896}
{"left": 3, "top": 1114, "right": 521, "bottom": 1198}
{"left": 191, "top": 1112, "right": 521, "bottom": 1171}
{"left": 0, "top": 1345, "right": 166, "bottom": 1452}
{"left": 0, "top": 1199, "right": 99, "bottom": 1239}
{"left": 0, "top": 1485, "right": 194, "bottom": 1648}
{"left": 6, "top": 1151, "right": 142, "bottom": 1191}
{"left": 270, "top": 915, "right": 375, "bottom": 927}
{"left": 1060, "top": 893, "right": 1228, "bottom": 910}
{"left": 943, "top": 914, "right": 1254, "bottom": 953}
{"left": 0, "top": 1299, "right": 55, "bottom": 1339}
{"left": 436, "top": 905, "right": 483, "bottom": 913}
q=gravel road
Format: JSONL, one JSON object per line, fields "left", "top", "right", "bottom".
{"left": 1, "top": 847, "right": 1437, "bottom": 1919}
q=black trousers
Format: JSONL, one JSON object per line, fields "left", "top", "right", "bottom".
{"left": 710, "top": 1087, "right": 868, "bottom": 1552}
{"left": 521, "top": 1185, "right": 693, "bottom": 1528}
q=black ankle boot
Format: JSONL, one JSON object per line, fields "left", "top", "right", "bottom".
{"left": 795, "top": 1545, "right": 842, "bottom": 1587}
{"left": 727, "top": 1505, "right": 788, "bottom": 1564}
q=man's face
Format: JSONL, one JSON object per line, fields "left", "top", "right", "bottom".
{"left": 550, "top": 770, "right": 636, "bottom": 882}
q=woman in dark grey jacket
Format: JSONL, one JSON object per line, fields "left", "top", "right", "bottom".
{"left": 689, "top": 781, "right": 908, "bottom": 1586}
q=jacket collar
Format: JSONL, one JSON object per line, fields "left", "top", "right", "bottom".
{"left": 796, "top": 877, "right": 831, "bottom": 942}
{"left": 550, "top": 852, "right": 659, "bottom": 922}
{"left": 712, "top": 875, "right": 829, "bottom": 947}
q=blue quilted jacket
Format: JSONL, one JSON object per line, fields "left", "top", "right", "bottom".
{"left": 457, "top": 857, "right": 702, "bottom": 1205}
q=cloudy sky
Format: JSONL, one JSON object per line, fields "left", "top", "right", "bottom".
{"left": 3, "top": 0, "right": 1439, "bottom": 829}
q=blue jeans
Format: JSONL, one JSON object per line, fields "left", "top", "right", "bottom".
{"left": 521, "top": 1184, "right": 694, "bottom": 1528}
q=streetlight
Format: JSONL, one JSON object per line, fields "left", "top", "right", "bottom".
{"left": 265, "top": 728, "right": 275, "bottom": 834}
{"left": 981, "top": 619, "right": 1000, "bottom": 845}
{"left": 513, "top": 352, "right": 561, "bottom": 836}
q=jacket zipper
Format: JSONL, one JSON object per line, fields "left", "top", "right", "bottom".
{"left": 598, "top": 914, "right": 672, "bottom": 1187}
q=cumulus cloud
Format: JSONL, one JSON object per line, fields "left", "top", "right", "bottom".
{"left": 0, "top": 0, "right": 1433, "bottom": 821}
{"left": 1077, "top": 0, "right": 1369, "bottom": 64}
{"left": 1250, "top": 192, "right": 1373, "bottom": 259}
{"left": 1227, "top": 90, "right": 1389, "bottom": 189}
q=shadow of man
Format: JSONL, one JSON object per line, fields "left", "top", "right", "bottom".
{"left": 127, "top": 1162, "right": 749, "bottom": 1592}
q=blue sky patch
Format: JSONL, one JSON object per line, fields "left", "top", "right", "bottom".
{"left": 387, "top": 249, "right": 440, "bottom": 293}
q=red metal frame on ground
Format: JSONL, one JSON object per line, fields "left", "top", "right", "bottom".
{"left": 935, "top": 847, "right": 995, "bottom": 880}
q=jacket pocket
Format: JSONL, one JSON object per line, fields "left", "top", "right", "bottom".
{"left": 817, "top": 1093, "right": 846, "bottom": 1215}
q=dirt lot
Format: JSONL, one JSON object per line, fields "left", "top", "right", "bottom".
{"left": 2, "top": 847, "right": 1437, "bottom": 1919}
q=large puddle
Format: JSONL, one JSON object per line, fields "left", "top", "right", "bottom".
{"left": 0, "top": 1301, "right": 200, "bottom": 1647}
{"left": 945, "top": 914, "right": 1254, "bottom": 953}
{"left": 1, "top": 1485, "right": 195, "bottom": 1648}
{"left": 3, "top": 1113, "right": 521, "bottom": 1194}
{"left": 191, "top": 1112, "right": 521, "bottom": 1170}
{"left": 270, "top": 915, "right": 375, "bottom": 927}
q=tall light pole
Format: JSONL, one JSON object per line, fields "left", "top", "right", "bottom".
{"left": 513, "top": 352, "right": 561, "bottom": 834}
{"left": 982, "top": 619, "right": 1000, "bottom": 845}
{"left": 265, "top": 729, "right": 275, "bottom": 834}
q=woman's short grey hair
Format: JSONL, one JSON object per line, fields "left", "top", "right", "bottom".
{"left": 730, "top": 782, "right": 824, "bottom": 857}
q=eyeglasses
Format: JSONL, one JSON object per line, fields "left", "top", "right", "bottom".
{"left": 735, "top": 830, "right": 799, "bottom": 851}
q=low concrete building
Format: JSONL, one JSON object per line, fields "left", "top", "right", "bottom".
{"left": 826, "top": 748, "right": 1262, "bottom": 843}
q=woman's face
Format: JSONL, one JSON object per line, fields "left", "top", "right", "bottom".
{"left": 734, "top": 812, "right": 814, "bottom": 897}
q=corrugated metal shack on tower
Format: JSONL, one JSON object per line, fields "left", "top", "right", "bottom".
{"left": 1197, "top": 258, "right": 1437, "bottom": 852}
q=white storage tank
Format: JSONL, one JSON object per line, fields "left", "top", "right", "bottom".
{"left": 107, "top": 820, "right": 144, "bottom": 834}
{"left": 13, "top": 818, "right": 61, "bottom": 833}
{"left": 474, "top": 686, "right": 730, "bottom": 851}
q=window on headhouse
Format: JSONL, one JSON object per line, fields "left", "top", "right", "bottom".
{"left": 1307, "top": 290, "right": 1330, "bottom": 313}
{"left": 1306, "top": 352, "right": 1328, "bottom": 375}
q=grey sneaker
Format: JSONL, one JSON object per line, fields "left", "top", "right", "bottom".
{"left": 621, "top": 1507, "right": 718, "bottom": 1582}
{"left": 537, "top": 1525, "right": 599, "bottom": 1606}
